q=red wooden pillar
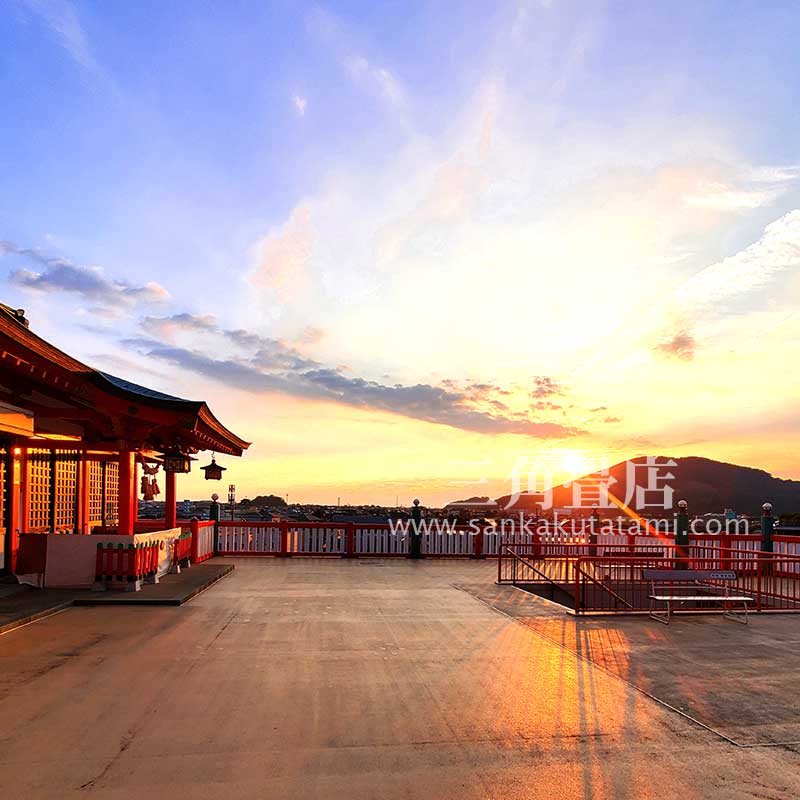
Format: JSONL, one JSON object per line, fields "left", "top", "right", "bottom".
{"left": 720, "top": 532, "right": 732, "bottom": 571}
{"left": 133, "top": 460, "right": 139, "bottom": 523}
{"left": 472, "top": 526, "right": 484, "bottom": 559}
{"left": 345, "top": 523, "right": 355, "bottom": 558}
{"left": 118, "top": 450, "right": 136, "bottom": 535}
{"left": 279, "top": 521, "right": 289, "bottom": 557}
{"left": 8, "top": 447, "right": 23, "bottom": 573}
{"left": 78, "top": 455, "right": 90, "bottom": 534}
{"left": 190, "top": 517, "right": 199, "bottom": 564}
{"left": 20, "top": 448, "right": 30, "bottom": 533}
{"left": 165, "top": 470, "right": 177, "bottom": 529}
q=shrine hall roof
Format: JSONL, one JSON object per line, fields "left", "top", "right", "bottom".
{"left": 0, "top": 304, "right": 250, "bottom": 456}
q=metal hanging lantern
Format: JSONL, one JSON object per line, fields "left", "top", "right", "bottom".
{"left": 201, "top": 454, "right": 226, "bottom": 481}
{"left": 163, "top": 450, "right": 194, "bottom": 473}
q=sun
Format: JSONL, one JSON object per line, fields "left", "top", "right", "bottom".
{"left": 560, "top": 451, "right": 591, "bottom": 478}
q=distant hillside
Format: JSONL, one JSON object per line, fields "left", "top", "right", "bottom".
{"left": 494, "top": 456, "right": 800, "bottom": 515}
{"left": 241, "top": 494, "right": 288, "bottom": 508}
{"left": 449, "top": 496, "right": 491, "bottom": 504}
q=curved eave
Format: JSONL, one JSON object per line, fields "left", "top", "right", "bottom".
{"left": 196, "top": 404, "right": 251, "bottom": 456}
{"left": 0, "top": 307, "right": 90, "bottom": 373}
{"left": 91, "top": 374, "right": 250, "bottom": 456}
{"left": 0, "top": 310, "right": 250, "bottom": 456}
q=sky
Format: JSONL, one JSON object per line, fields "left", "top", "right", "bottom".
{"left": 2, "top": 0, "right": 800, "bottom": 505}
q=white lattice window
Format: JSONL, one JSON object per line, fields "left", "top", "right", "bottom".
{"left": 88, "top": 460, "right": 104, "bottom": 527}
{"left": 104, "top": 461, "right": 119, "bottom": 525}
{"left": 27, "top": 449, "right": 51, "bottom": 532}
{"left": 53, "top": 451, "right": 78, "bottom": 532}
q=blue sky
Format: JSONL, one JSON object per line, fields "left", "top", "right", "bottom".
{"left": 2, "top": 1, "right": 800, "bottom": 502}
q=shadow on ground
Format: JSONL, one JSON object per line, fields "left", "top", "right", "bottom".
{"left": 459, "top": 579, "right": 800, "bottom": 746}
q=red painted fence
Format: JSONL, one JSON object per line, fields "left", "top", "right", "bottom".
{"left": 189, "top": 519, "right": 215, "bottom": 563}
{"left": 127, "top": 518, "right": 800, "bottom": 604}
{"left": 497, "top": 541, "right": 800, "bottom": 613}
{"left": 94, "top": 541, "right": 161, "bottom": 585}
{"left": 173, "top": 530, "right": 192, "bottom": 566}
{"left": 92, "top": 521, "right": 214, "bottom": 588}
{"left": 215, "top": 521, "right": 490, "bottom": 557}
{"left": 213, "top": 519, "right": 799, "bottom": 561}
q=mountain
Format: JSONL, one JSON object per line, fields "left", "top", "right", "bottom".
{"left": 241, "top": 494, "right": 288, "bottom": 508}
{"left": 493, "top": 456, "right": 800, "bottom": 516}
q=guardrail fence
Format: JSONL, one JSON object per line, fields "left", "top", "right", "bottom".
{"left": 497, "top": 540, "right": 800, "bottom": 614}
{"left": 124, "top": 518, "right": 800, "bottom": 612}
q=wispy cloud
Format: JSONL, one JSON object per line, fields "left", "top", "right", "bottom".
{"left": 683, "top": 164, "right": 799, "bottom": 211}
{"left": 676, "top": 210, "right": 800, "bottom": 309}
{"left": 129, "top": 313, "right": 581, "bottom": 438}
{"left": 17, "top": 0, "right": 97, "bottom": 71}
{"left": 296, "top": 325, "right": 325, "bottom": 345}
{"left": 531, "top": 376, "right": 564, "bottom": 398}
{"left": 292, "top": 94, "right": 308, "bottom": 116}
{"left": 2, "top": 240, "right": 169, "bottom": 313}
{"left": 141, "top": 312, "right": 216, "bottom": 339}
{"left": 344, "top": 54, "right": 405, "bottom": 108}
{"left": 612, "top": 208, "right": 800, "bottom": 371}
{"left": 684, "top": 182, "right": 779, "bottom": 211}
{"left": 654, "top": 330, "right": 695, "bottom": 361}
{"left": 248, "top": 203, "right": 314, "bottom": 300}
{"left": 306, "top": 5, "right": 407, "bottom": 111}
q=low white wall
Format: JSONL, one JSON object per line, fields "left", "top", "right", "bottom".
{"left": 40, "top": 528, "right": 182, "bottom": 589}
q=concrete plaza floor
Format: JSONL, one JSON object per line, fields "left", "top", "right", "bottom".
{"left": 1, "top": 558, "right": 800, "bottom": 799}
{"left": 0, "top": 563, "right": 234, "bottom": 633}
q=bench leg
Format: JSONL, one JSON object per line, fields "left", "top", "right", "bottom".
{"left": 649, "top": 597, "right": 671, "bottom": 625}
{"left": 722, "top": 600, "right": 749, "bottom": 624}
{"left": 722, "top": 586, "right": 749, "bottom": 624}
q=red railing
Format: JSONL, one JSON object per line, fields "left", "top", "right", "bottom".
{"left": 172, "top": 531, "right": 192, "bottom": 567}
{"left": 214, "top": 520, "right": 799, "bottom": 562}
{"left": 94, "top": 523, "right": 211, "bottom": 588}
{"left": 109, "top": 519, "right": 214, "bottom": 568}
{"left": 497, "top": 541, "right": 800, "bottom": 613}
{"left": 95, "top": 541, "right": 161, "bottom": 585}
{"left": 190, "top": 519, "right": 215, "bottom": 563}
{"left": 215, "top": 520, "right": 490, "bottom": 557}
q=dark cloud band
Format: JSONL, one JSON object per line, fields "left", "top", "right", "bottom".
{"left": 128, "top": 313, "right": 582, "bottom": 438}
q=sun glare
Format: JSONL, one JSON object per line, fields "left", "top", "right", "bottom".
{"left": 560, "top": 451, "right": 591, "bottom": 477}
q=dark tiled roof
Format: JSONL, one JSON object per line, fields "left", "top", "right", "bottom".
{"left": 96, "top": 372, "right": 193, "bottom": 404}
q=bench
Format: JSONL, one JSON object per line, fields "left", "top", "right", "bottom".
{"left": 642, "top": 569, "right": 752, "bottom": 625}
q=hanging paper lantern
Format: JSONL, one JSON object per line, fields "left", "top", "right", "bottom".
{"left": 201, "top": 454, "right": 226, "bottom": 481}
{"left": 163, "top": 451, "right": 193, "bottom": 473}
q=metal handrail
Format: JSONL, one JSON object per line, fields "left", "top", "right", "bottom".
{"left": 574, "top": 560, "right": 635, "bottom": 611}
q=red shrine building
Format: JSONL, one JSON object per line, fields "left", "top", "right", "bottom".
{"left": 0, "top": 303, "right": 249, "bottom": 583}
